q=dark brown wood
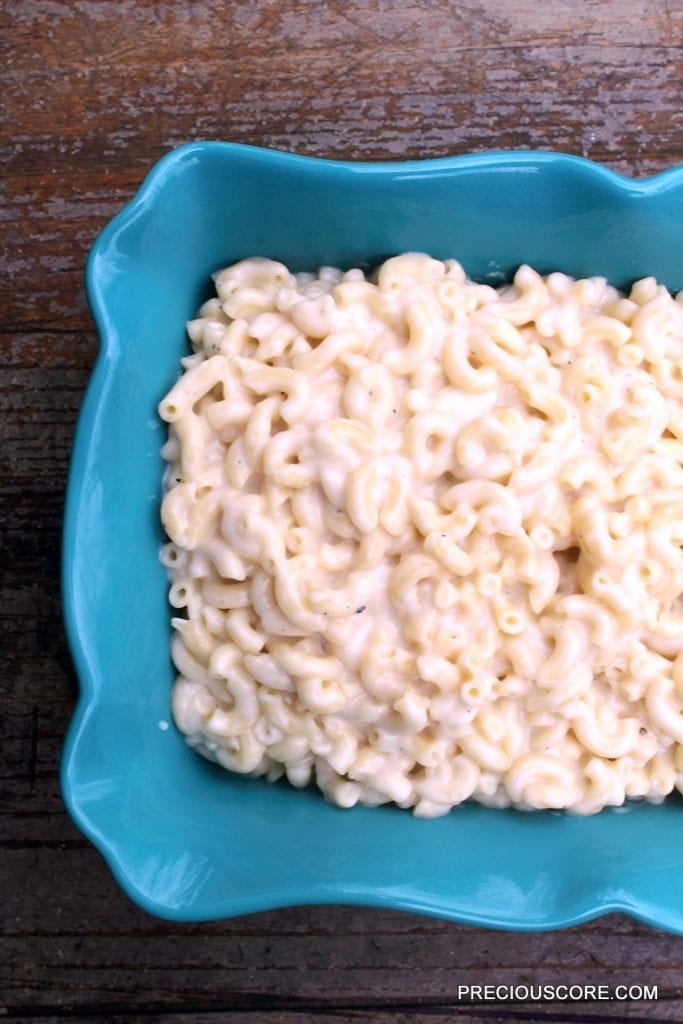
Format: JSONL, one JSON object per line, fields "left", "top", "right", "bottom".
{"left": 2, "top": 0, "right": 683, "bottom": 1020}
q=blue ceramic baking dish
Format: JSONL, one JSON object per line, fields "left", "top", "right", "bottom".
{"left": 62, "top": 142, "right": 683, "bottom": 929}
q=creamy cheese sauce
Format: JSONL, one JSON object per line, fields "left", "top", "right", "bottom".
{"left": 160, "top": 254, "right": 683, "bottom": 816}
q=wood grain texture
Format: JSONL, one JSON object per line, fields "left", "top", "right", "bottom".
{"left": 2, "top": 0, "right": 683, "bottom": 1020}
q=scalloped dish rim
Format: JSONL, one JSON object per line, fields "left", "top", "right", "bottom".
{"left": 62, "top": 143, "right": 683, "bottom": 930}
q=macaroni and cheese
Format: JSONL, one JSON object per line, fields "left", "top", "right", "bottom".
{"left": 159, "top": 254, "right": 683, "bottom": 815}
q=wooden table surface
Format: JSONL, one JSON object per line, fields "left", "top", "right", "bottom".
{"left": 2, "top": 0, "right": 683, "bottom": 1020}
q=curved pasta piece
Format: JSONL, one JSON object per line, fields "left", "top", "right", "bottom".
{"left": 646, "top": 677, "right": 683, "bottom": 743}
{"left": 440, "top": 480, "right": 522, "bottom": 536}
{"left": 505, "top": 753, "right": 582, "bottom": 809}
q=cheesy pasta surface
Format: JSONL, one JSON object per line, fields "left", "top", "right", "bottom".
{"left": 159, "top": 254, "right": 683, "bottom": 815}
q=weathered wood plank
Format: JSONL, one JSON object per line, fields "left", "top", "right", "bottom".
{"left": 3, "top": 0, "right": 683, "bottom": 1019}
{"left": 2, "top": 1, "right": 682, "bottom": 339}
{"left": 2, "top": 1010, "right": 679, "bottom": 1024}
{"left": 0, "top": 850, "right": 676, "bottom": 1007}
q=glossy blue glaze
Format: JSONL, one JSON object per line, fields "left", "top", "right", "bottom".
{"left": 62, "top": 143, "right": 683, "bottom": 928}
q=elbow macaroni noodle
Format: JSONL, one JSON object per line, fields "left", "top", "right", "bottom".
{"left": 159, "top": 253, "right": 683, "bottom": 816}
